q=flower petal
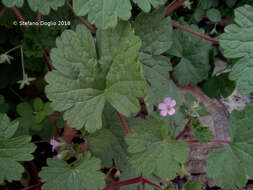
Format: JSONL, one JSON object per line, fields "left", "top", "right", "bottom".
{"left": 168, "top": 108, "right": 176, "bottom": 116}
{"left": 164, "top": 97, "right": 172, "bottom": 104}
{"left": 158, "top": 103, "right": 167, "bottom": 110}
{"left": 160, "top": 110, "right": 168, "bottom": 117}
{"left": 170, "top": 99, "right": 176, "bottom": 107}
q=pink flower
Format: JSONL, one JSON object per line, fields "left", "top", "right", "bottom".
{"left": 158, "top": 97, "right": 176, "bottom": 117}
{"left": 50, "top": 137, "right": 63, "bottom": 152}
{"left": 54, "top": 154, "right": 62, "bottom": 159}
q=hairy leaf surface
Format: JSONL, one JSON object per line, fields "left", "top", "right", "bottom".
{"left": 167, "top": 25, "right": 211, "bottom": 86}
{"left": 220, "top": 5, "right": 253, "bottom": 58}
{"left": 39, "top": 153, "right": 105, "bottom": 190}
{"left": 73, "top": 0, "right": 166, "bottom": 29}
{"left": 27, "top": 0, "right": 66, "bottom": 15}
{"left": 45, "top": 23, "right": 145, "bottom": 133}
{"left": 2, "top": 0, "right": 24, "bottom": 7}
{"left": 220, "top": 5, "right": 253, "bottom": 94}
{"left": 207, "top": 105, "right": 253, "bottom": 189}
{"left": 0, "top": 114, "right": 36, "bottom": 183}
{"left": 125, "top": 115, "right": 189, "bottom": 180}
{"left": 133, "top": 8, "right": 180, "bottom": 108}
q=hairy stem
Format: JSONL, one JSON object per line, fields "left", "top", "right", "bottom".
{"left": 184, "top": 139, "right": 231, "bottom": 144}
{"left": 165, "top": 0, "right": 186, "bottom": 16}
{"left": 0, "top": 7, "right": 7, "bottom": 20}
{"left": 11, "top": 6, "right": 28, "bottom": 29}
{"left": 20, "top": 182, "right": 44, "bottom": 190}
{"left": 171, "top": 21, "right": 219, "bottom": 44}
{"left": 115, "top": 110, "right": 130, "bottom": 134}
{"left": 143, "top": 178, "right": 161, "bottom": 189}
{"left": 103, "top": 176, "right": 142, "bottom": 190}
{"left": 37, "top": 12, "right": 41, "bottom": 27}
{"left": 103, "top": 175, "right": 161, "bottom": 190}
{"left": 175, "top": 119, "right": 191, "bottom": 140}
{"left": 40, "top": 46, "right": 53, "bottom": 71}
{"left": 66, "top": 2, "right": 97, "bottom": 33}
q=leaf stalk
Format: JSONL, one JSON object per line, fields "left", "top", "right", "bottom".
{"left": 115, "top": 110, "right": 130, "bottom": 134}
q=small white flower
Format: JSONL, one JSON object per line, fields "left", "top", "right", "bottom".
{"left": 17, "top": 74, "right": 35, "bottom": 89}
{"left": 0, "top": 54, "right": 13, "bottom": 64}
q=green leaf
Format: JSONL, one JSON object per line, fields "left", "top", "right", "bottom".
{"left": 2, "top": 0, "right": 24, "bottom": 8}
{"left": 86, "top": 128, "right": 128, "bottom": 168}
{"left": 194, "top": 8, "right": 204, "bottom": 22}
{"left": 0, "top": 114, "right": 36, "bottom": 183}
{"left": 206, "top": 8, "right": 221, "bottom": 22}
{"left": 201, "top": 0, "right": 218, "bottom": 9}
{"left": 200, "top": 73, "right": 236, "bottom": 98}
{"left": 125, "top": 115, "right": 189, "bottom": 180}
{"left": 229, "top": 56, "right": 253, "bottom": 94}
{"left": 192, "top": 119, "right": 213, "bottom": 143}
{"left": 0, "top": 95, "right": 9, "bottom": 114}
{"left": 134, "top": 8, "right": 173, "bottom": 58}
{"left": 39, "top": 153, "right": 105, "bottom": 190}
{"left": 133, "top": 8, "right": 180, "bottom": 108}
{"left": 207, "top": 105, "right": 253, "bottom": 189}
{"left": 101, "top": 104, "right": 141, "bottom": 190}
{"left": 27, "top": 0, "right": 66, "bottom": 15}
{"left": 195, "top": 102, "right": 210, "bottom": 117}
{"left": 73, "top": 0, "right": 166, "bottom": 29}
{"left": 33, "top": 98, "right": 44, "bottom": 111}
{"left": 133, "top": 0, "right": 166, "bottom": 12}
{"left": 17, "top": 102, "right": 33, "bottom": 118}
{"left": 220, "top": 5, "right": 253, "bottom": 58}
{"left": 225, "top": 0, "right": 237, "bottom": 7}
{"left": 182, "top": 181, "right": 202, "bottom": 190}
{"left": 168, "top": 25, "right": 212, "bottom": 86}
{"left": 220, "top": 5, "right": 253, "bottom": 94}
{"left": 207, "top": 147, "right": 247, "bottom": 189}
{"left": 45, "top": 23, "right": 145, "bottom": 133}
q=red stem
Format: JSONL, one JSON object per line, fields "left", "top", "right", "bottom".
{"left": 20, "top": 182, "right": 44, "bottom": 190}
{"left": 103, "top": 176, "right": 142, "bottom": 190}
{"left": 40, "top": 46, "right": 53, "bottom": 71}
{"left": 103, "top": 175, "right": 161, "bottom": 190}
{"left": 184, "top": 139, "right": 231, "bottom": 144}
{"left": 115, "top": 110, "right": 130, "bottom": 134}
{"left": 37, "top": 12, "right": 41, "bottom": 27}
{"left": 171, "top": 21, "right": 219, "bottom": 44}
{"left": 0, "top": 7, "right": 8, "bottom": 20}
{"left": 165, "top": 0, "right": 186, "bottom": 16}
{"left": 143, "top": 178, "right": 161, "bottom": 189}
{"left": 66, "top": 2, "right": 97, "bottom": 32}
{"left": 11, "top": 6, "right": 28, "bottom": 29}
{"left": 175, "top": 119, "right": 191, "bottom": 140}
{"left": 142, "top": 181, "right": 146, "bottom": 190}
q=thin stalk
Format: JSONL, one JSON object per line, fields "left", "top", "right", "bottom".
{"left": 37, "top": 12, "right": 41, "bottom": 27}
{"left": 0, "top": 7, "right": 8, "bottom": 20}
{"left": 66, "top": 2, "right": 97, "bottom": 33}
{"left": 103, "top": 176, "right": 142, "bottom": 190}
{"left": 171, "top": 21, "right": 219, "bottom": 44}
{"left": 142, "top": 181, "right": 146, "bottom": 190}
{"left": 11, "top": 6, "right": 28, "bottom": 29}
{"left": 4, "top": 45, "right": 21, "bottom": 55}
{"left": 8, "top": 87, "right": 26, "bottom": 102}
{"left": 165, "top": 0, "right": 186, "bottom": 16}
{"left": 20, "top": 45, "right": 26, "bottom": 78}
{"left": 184, "top": 139, "right": 231, "bottom": 144}
{"left": 103, "top": 175, "right": 161, "bottom": 190}
{"left": 20, "top": 182, "right": 44, "bottom": 190}
{"left": 40, "top": 46, "right": 53, "bottom": 71}
{"left": 143, "top": 178, "right": 161, "bottom": 189}
{"left": 176, "top": 119, "right": 191, "bottom": 140}
{"left": 115, "top": 110, "right": 130, "bottom": 134}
